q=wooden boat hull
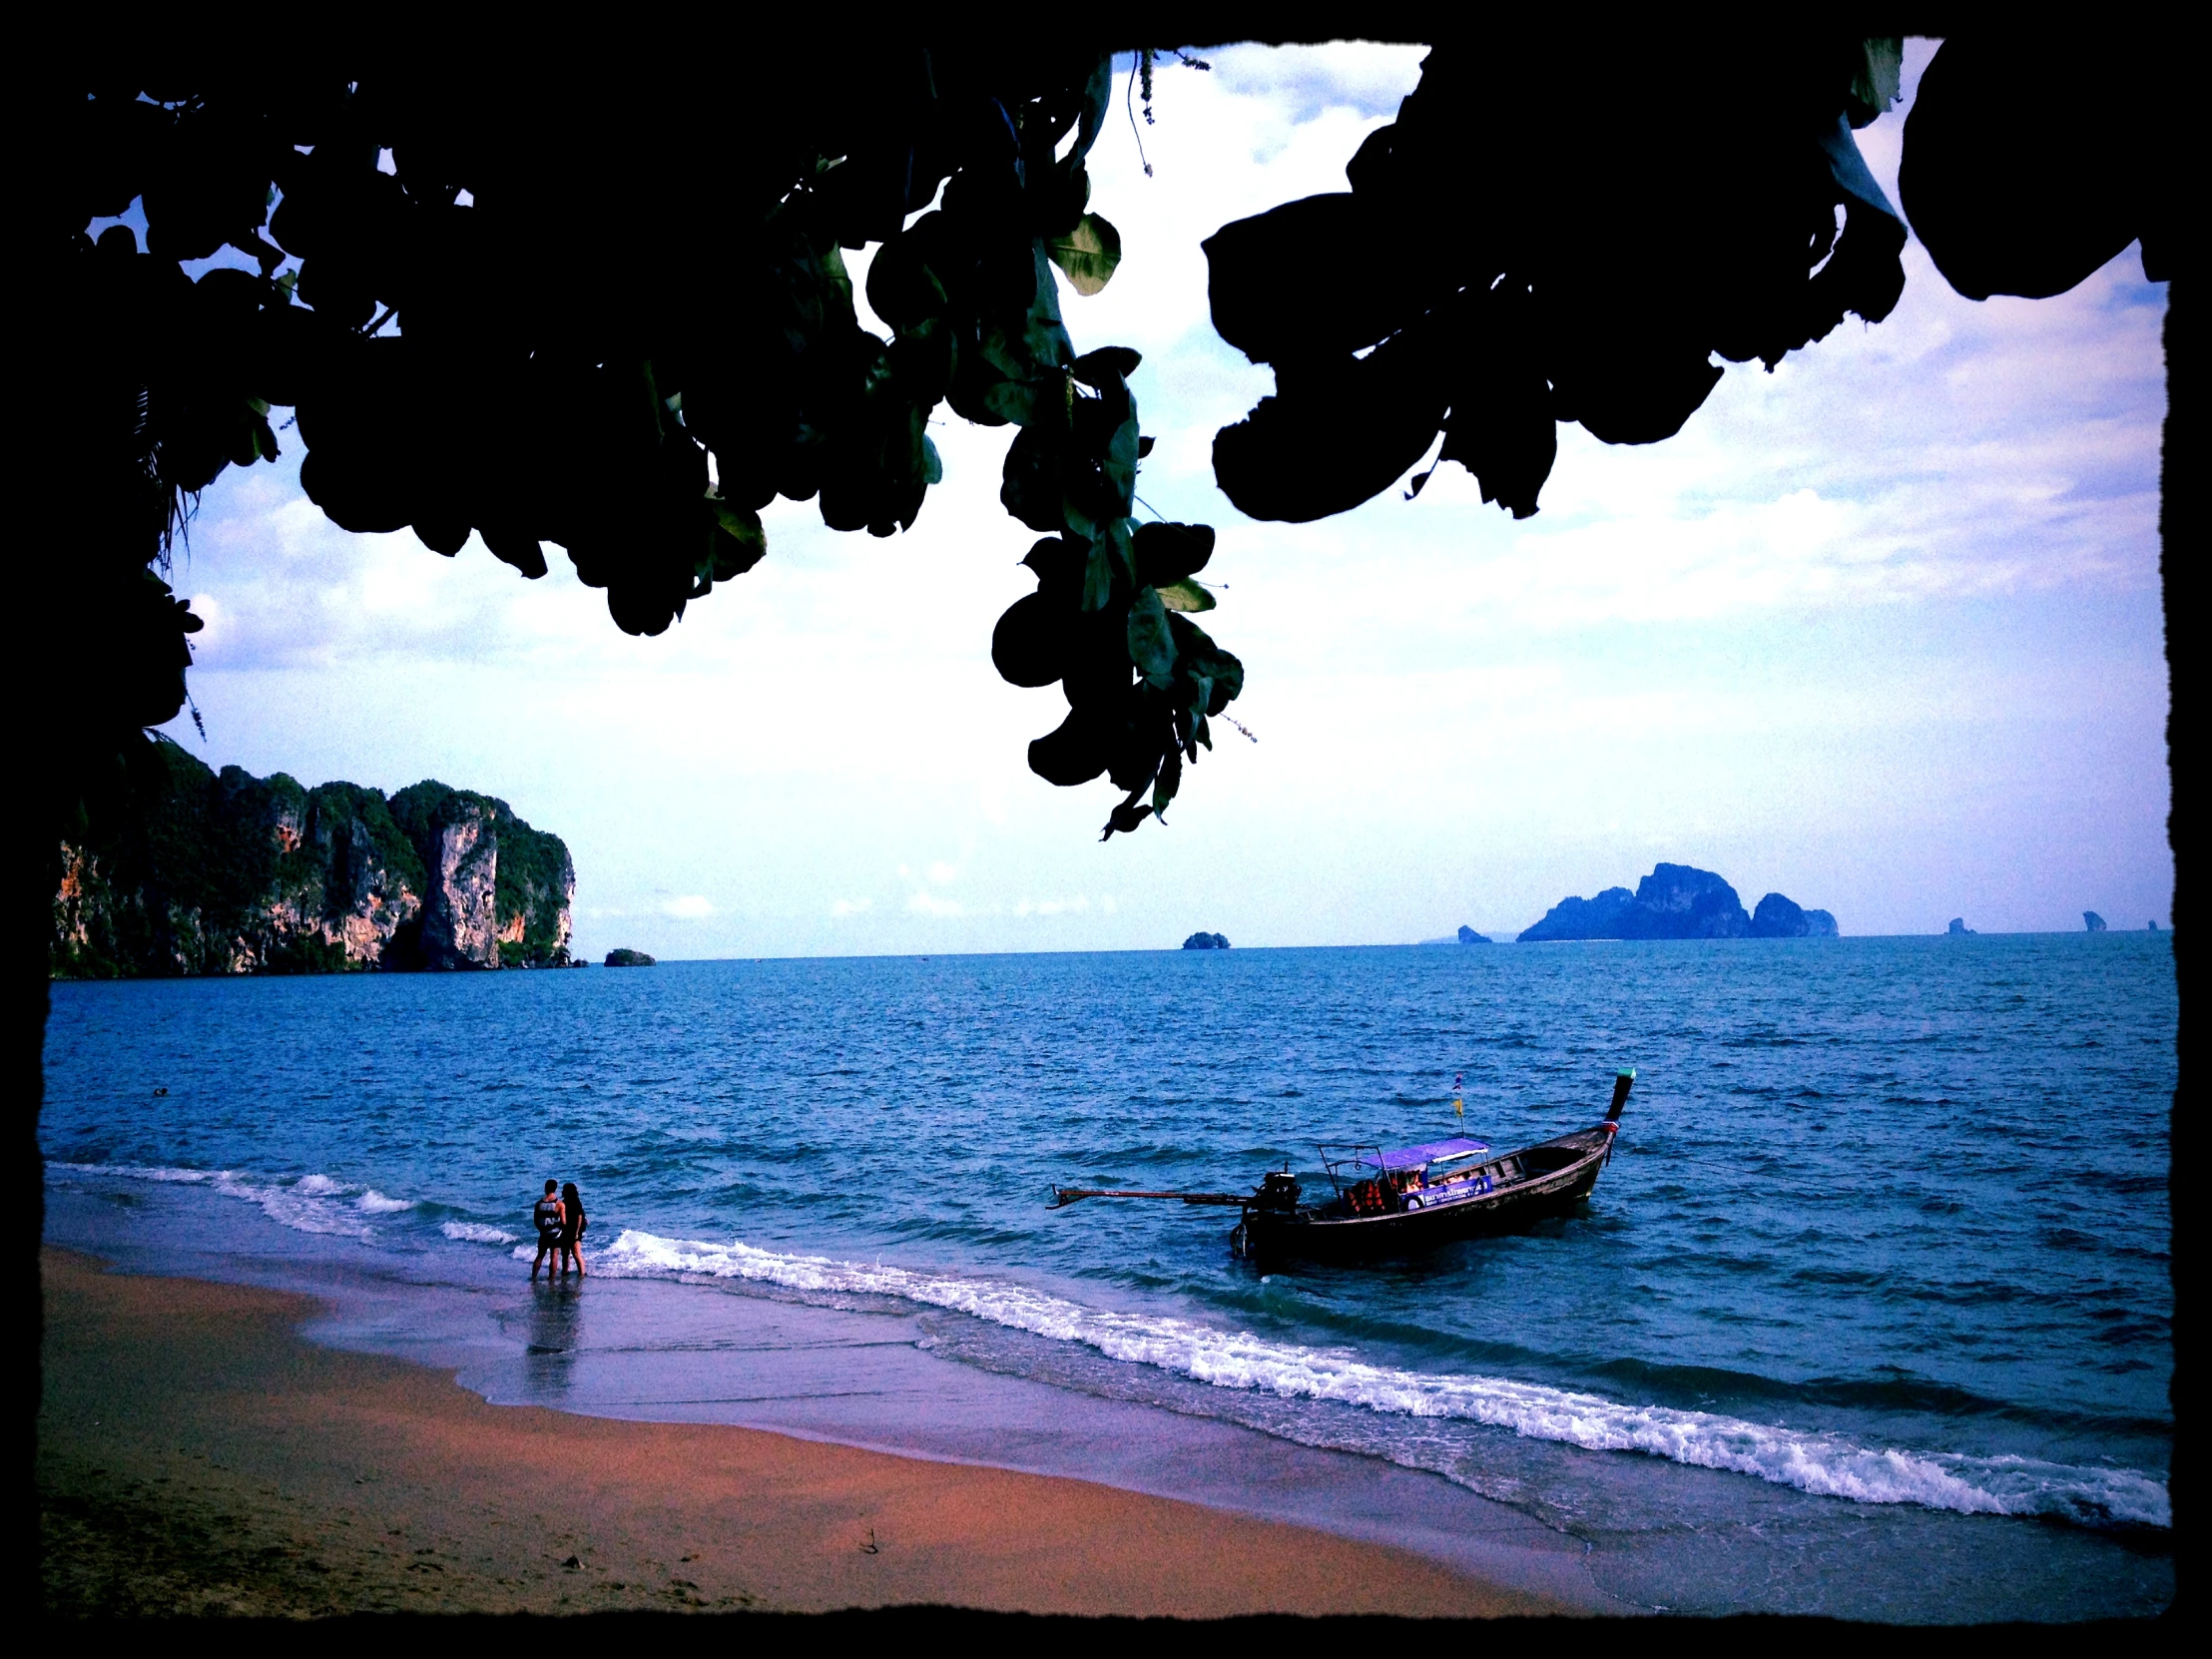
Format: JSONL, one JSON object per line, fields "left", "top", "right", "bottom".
{"left": 1235, "top": 1125, "right": 1616, "bottom": 1261}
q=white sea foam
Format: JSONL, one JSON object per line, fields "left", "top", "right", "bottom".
{"left": 61, "top": 1161, "right": 386, "bottom": 1243}
{"left": 597, "top": 1229, "right": 2172, "bottom": 1529}
{"left": 443, "top": 1221, "right": 518, "bottom": 1245}
{"left": 52, "top": 1162, "right": 217, "bottom": 1184}
{"left": 209, "top": 1172, "right": 377, "bottom": 1241}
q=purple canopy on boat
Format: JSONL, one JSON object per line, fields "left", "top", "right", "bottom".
{"left": 1366, "top": 1137, "right": 1491, "bottom": 1171}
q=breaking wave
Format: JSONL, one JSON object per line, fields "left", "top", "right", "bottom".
{"left": 597, "top": 1228, "right": 2171, "bottom": 1529}
{"left": 54, "top": 1162, "right": 214, "bottom": 1185}
{"left": 57, "top": 1162, "right": 383, "bottom": 1243}
{"left": 441, "top": 1221, "right": 517, "bottom": 1245}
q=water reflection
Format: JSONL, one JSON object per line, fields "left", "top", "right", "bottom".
{"left": 520, "top": 1281, "right": 584, "bottom": 1396}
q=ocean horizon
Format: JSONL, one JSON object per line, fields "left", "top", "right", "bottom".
{"left": 561, "top": 920, "right": 2163, "bottom": 954}
{"left": 549, "top": 926, "right": 2169, "bottom": 964}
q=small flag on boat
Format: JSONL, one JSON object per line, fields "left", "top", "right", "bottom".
{"left": 1453, "top": 1071, "right": 1464, "bottom": 1121}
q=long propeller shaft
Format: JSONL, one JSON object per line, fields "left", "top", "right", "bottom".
{"left": 1050, "top": 1188, "right": 1248, "bottom": 1209}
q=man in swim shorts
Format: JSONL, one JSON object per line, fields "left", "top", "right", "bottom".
{"left": 529, "top": 1179, "right": 565, "bottom": 1282}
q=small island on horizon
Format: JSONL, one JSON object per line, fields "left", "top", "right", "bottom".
{"left": 1181, "top": 931, "right": 1231, "bottom": 950}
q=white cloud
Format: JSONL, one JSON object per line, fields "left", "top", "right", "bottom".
{"left": 926, "top": 860, "right": 960, "bottom": 886}
{"left": 905, "top": 891, "right": 963, "bottom": 918}
{"left": 661, "top": 895, "right": 714, "bottom": 919}
{"left": 1014, "top": 895, "right": 1093, "bottom": 916}
{"left": 184, "top": 591, "right": 228, "bottom": 650}
{"left": 830, "top": 897, "right": 872, "bottom": 917}
{"left": 1198, "top": 43, "right": 1427, "bottom": 122}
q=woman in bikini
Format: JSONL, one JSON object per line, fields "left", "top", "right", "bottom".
{"left": 559, "top": 1181, "right": 588, "bottom": 1277}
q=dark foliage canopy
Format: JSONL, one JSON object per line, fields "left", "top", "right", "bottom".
{"left": 42, "top": 47, "right": 1237, "bottom": 838}
{"left": 1205, "top": 33, "right": 1912, "bottom": 523}
{"left": 29, "top": 32, "right": 2178, "bottom": 842}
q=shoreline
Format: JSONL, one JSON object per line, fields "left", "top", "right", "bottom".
{"left": 40, "top": 1247, "right": 1573, "bottom": 1618}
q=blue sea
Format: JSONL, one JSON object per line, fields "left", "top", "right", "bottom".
{"left": 42, "top": 933, "right": 2174, "bottom": 1618}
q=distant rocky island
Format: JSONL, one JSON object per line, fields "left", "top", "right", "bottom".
{"left": 1519, "top": 864, "right": 1837, "bottom": 942}
{"left": 2084, "top": 911, "right": 2107, "bottom": 932}
{"left": 1947, "top": 917, "right": 1975, "bottom": 936}
{"left": 1182, "top": 931, "right": 1231, "bottom": 950}
{"left": 52, "top": 741, "right": 574, "bottom": 977}
{"left": 604, "top": 948, "right": 657, "bottom": 966}
{"left": 1458, "top": 925, "right": 1492, "bottom": 944}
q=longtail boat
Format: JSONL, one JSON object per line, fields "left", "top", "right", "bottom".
{"left": 1052, "top": 1069, "right": 1634, "bottom": 1261}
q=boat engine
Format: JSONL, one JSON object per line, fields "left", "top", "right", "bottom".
{"left": 1254, "top": 1171, "right": 1302, "bottom": 1212}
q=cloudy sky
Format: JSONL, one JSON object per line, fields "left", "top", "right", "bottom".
{"left": 162, "top": 42, "right": 2171, "bottom": 957}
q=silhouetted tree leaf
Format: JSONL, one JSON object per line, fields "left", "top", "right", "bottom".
{"left": 1213, "top": 321, "right": 1451, "bottom": 522}
{"left": 1132, "top": 521, "right": 1214, "bottom": 585}
{"left": 1125, "top": 586, "right": 1176, "bottom": 683}
{"left": 1029, "top": 707, "right": 1110, "bottom": 786}
{"left": 1046, "top": 214, "right": 1122, "bottom": 295}
{"left": 1155, "top": 578, "right": 1215, "bottom": 613}
{"left": 1901, "top": 34, "right": 2172, "bottom": 298}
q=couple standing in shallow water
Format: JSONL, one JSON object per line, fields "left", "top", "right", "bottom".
{"left": 529, "top": 1179, "right": 588, "bottom": 1281}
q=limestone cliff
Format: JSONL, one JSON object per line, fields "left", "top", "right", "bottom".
{"left": 52, "top": 741, "right": 574, "bottom": 977}
{"left": 385, "top": 782, "right": 572, "bottom": 969}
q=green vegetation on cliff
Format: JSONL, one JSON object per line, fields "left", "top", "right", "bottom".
{"left": 497, "top": 822, "right": 575, "bottom": 968}
{"left": 54, "top": 741, "right": 574, "bottom": 977}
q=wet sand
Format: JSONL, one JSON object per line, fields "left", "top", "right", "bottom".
{"left": 39, "top": 1247, "right": 1568, "bottom": 1618}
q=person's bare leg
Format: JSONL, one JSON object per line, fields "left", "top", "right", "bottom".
{"left": 571, "top": 1243, "right": 586, "bottom": 1278}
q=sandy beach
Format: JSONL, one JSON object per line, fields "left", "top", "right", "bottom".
{"left": 39, "top": 1247, "right": 1567, "bottom": 1618}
